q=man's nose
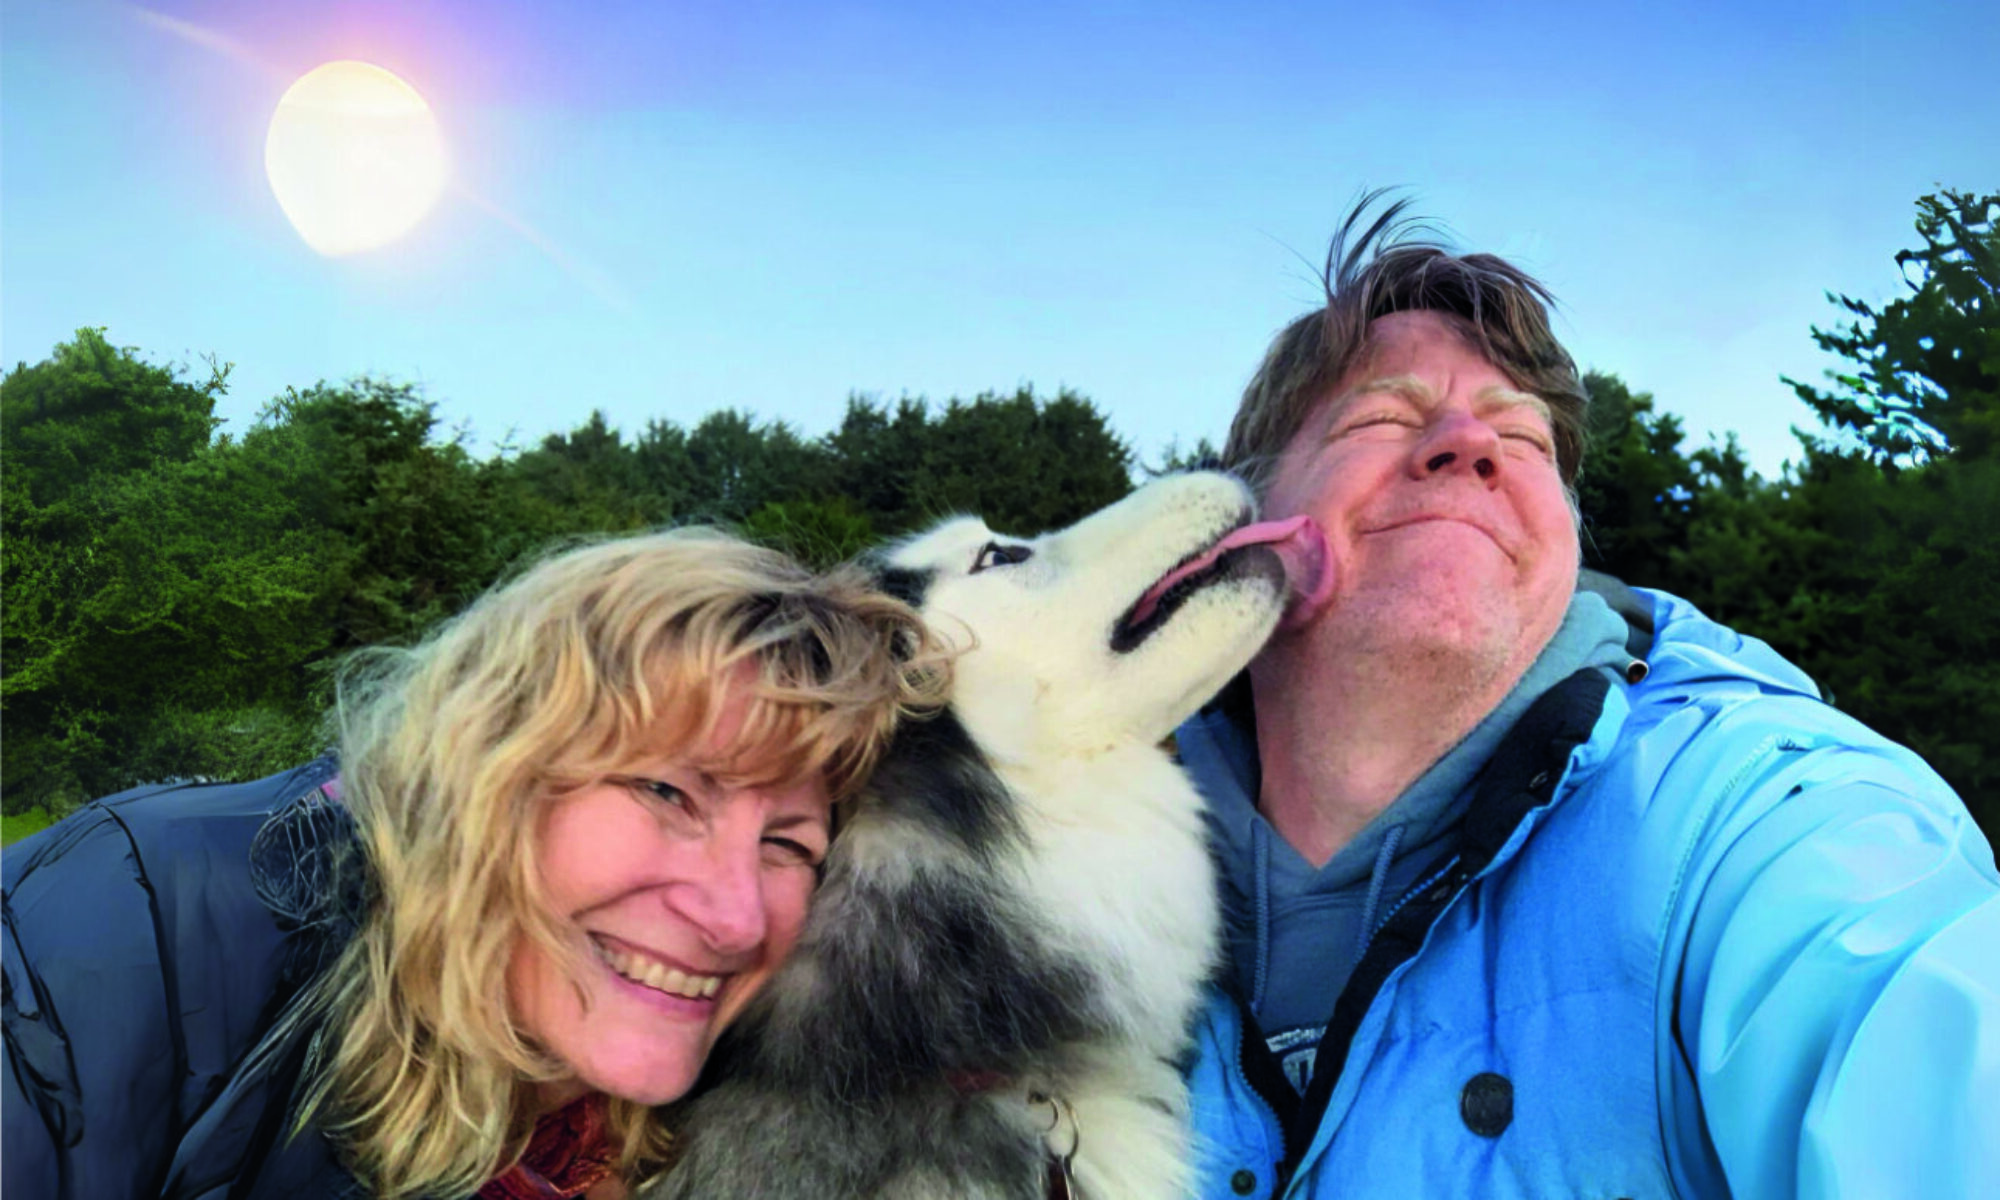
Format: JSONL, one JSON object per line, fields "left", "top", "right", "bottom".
{"left": 1409, "top": 411, "right": 1502, "bottom": 483}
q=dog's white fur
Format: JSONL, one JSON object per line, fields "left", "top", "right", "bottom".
{"left": 650, "top": 472, "right": 1291, "bottom": 1200}
{"left": 881, "top": 472, "right": 1289, "bottom": 1197}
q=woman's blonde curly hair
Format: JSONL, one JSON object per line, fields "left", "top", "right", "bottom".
{"left": 294, "top": 527, "right": 950, "bottom": 1199}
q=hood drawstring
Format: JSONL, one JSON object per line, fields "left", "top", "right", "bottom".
{"left": 1354, "top": 823, "right": 1407, "bottom": 970}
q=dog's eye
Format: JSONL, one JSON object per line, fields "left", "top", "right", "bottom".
{"left": 970, "top": 541, "right": 1033, "bottom": 573}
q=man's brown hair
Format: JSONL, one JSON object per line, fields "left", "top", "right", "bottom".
{"left": 1224, "top": 193, "right": 1588, "bottom": 492}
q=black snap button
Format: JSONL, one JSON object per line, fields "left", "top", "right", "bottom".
{"left": 1460, "top": 1071, "right": 1513, "bottom": 1137}
{"left": 1230, "top": 1167, "right": 1258, "bottom": 1194}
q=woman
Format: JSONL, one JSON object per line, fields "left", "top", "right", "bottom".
{"left": 2, "top": 528, "right": 948, "bottom": 1199}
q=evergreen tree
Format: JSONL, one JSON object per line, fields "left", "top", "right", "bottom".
{"left": 1775, "top": 190, "right": 1999, "bottom": 827}
{"left": 1787, "top": 189, "right": 1998, "bottom": 465}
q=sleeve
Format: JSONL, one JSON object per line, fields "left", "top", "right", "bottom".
{"left": 1668, "top": 738, "right": 2000, "bottom": 1200}
{"left": 4, "top": 801, "right": 188, "bottom": 1200}
{"left": 4, "top": 895, "right": 65, "bottom": 1199}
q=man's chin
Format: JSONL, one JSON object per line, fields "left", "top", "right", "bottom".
{"left": 1324, "top": 589, "right": 1529, "bottom": 655}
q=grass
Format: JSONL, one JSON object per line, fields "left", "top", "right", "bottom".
{"left": 2, "top": 808, "right": 58, "bottom": 846}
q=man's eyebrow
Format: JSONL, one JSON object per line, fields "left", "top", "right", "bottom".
{"left": 1475, "top": 384, "right": 1552, "bottom": 421}
{"left": 1336, "top": 374, "right": 1435, "bottom": 409}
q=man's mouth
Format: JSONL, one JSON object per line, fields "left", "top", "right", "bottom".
{"left": 1367, "top": 514, "right": 1512, "bottom": 558}
{"left": 1112, "top": 514, "right": 1332, "bottom": 651}
{"left": 591, "top": 935, "right": 723, "bottom": 1000}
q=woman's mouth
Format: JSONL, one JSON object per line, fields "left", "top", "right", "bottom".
{"left": 591, "top": 935, "right": 723, "bottom": 1000}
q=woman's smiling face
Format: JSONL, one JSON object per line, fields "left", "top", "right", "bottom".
{"left": 507, "top": 686, "right": 832, "bottom": 1109}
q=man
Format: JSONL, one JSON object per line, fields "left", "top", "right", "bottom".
{"left": 1176, "top": 201, "right": 2000, "bottom": 1198}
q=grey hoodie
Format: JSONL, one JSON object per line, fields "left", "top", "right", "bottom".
{"left": 1176, "top": 589, "right": 1636, "bottom": 1092}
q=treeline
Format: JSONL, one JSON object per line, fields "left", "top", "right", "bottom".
{"left": 3, "top": 189, "right": 1993, "bottom": 841}
{"left": 1575, "top": 189, "right": 1996, "bottom": 834}
{"left": 0, "top": 359, "right": 1134, "bottom": 809}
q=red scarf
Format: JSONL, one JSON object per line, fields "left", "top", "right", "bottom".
{"left": 478, "top": 1093, "right": 617, "bottom": 1200}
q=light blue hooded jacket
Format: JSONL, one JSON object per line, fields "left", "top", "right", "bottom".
{"left": 1178, "top": 586, "right": 2000, "bottom": 1199}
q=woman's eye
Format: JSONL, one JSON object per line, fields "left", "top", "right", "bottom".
{"left": 640, "top": 779, "right": 689, "bottom": 806}
{"left": 761, "top": 837, "right": 823, "bottom": 868}
{"left": 619, "top": 776, "right": 696, "bottom": 821}
{"left": 971, "top": 541, "right": 1033, "bottom": 573}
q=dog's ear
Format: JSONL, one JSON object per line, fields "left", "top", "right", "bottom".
{"left": 852, "top": 545, "right": 890, "bottom": 583}
{"left": 856, "top": 555, "right": 942, "bottom": 678}
{"left": 871, "top": 563, "right": 933, "bottom": 608}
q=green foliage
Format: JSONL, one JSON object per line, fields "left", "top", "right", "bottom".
{"left": 684, "top": 410, "right": 831, "bottom": 522}
{"left": 1787, "top": 448, "right": 1998, "bottom": 809}
{"left": 2, "top": 808, "right": 56, "bottom": 847}
{"left": 1774, "top": 192, "right": 1999, "bottom": 836}
{"left": 1787, "top": 189, "right": 1998, "bottom": 465}
{"left": 741, "top": 498, "right": 878, "bottom": 570}
{"left": 1576, "top": 190, "right": 1998, "bottom": 841}
{"left": 1, "top": 347, "right": 1133, "bottom": 814}
{"left": 1, "top": 327, "right": 223, "bottom": 507}
{"left": 1142, "top": 435, "right": 1224, "bottom": 477}
{"left": 503, "top": 409, "right": 671, "bottom": 536}
{"left": 263, "top": 380, "right": 515, "bottom": 649}
{"left": 1576, "top": 372, "right": 1706, "bottom": 585}
{"left": 825, "top": 388, "right": 1133, "bottom": 536}
{"left": 3, "top": 340, "right": 339, "bottom": 806}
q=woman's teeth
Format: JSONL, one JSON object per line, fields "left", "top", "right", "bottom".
{"left": 592, "top": 939, "right": 723, "bottom": 999}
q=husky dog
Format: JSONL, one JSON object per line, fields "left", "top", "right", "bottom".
{"left": 649, "top": 471, "right": 1329, "bottom": 1200}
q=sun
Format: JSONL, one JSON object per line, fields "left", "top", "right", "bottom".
{"left": 265, "top": 61, "right": 448, "bottom": 257}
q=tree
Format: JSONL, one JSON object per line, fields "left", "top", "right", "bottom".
{"left": 0, "top": 334, "right": 1145, "bottom": 815}
{"left": 1141, "top": 435, "right": 1223, "bottom": 477}
{"left": 3, "top": 338, "right": 335, "bottom": 808}
{"left": 1575, "top": 371, "right": 1706, "bottom": 585}
{"left": 0, "top": 327, "right": 223, "bottom": 508}
{"left": 826, "top": 388, "right": 1133, "bottom": 538}
{"left": 1787, "top": 189, "right": 1998, "bottom": 465}
{"left": 824, "top": 395, "right": 938, "bottom": 533}
{"left": 1775, "top": 189, "right": 1999, "bottom": 834}
{"left": 679, "top": 410, "right": 831, "bottom": 523}
{"left": 503, "top": 410, "right": 669, "bottom": 539}
{"left": 265, "top": 380, "right": 507, "bottom": 650}
{"left": 741, "top": 498, "right": 878, "bottom": 569}
{"left": 1569, "top": 369, "right": 1814, "bottom": 643}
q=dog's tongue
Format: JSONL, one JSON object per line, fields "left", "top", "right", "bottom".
{"left": 1128, "top": 516, "right": 1333, "bottom": 629}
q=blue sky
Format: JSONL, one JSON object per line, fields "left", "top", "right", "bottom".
{"left": 5, "top": 0, "right": 1995, "bottom": 476}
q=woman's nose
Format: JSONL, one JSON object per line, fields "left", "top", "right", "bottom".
{"left": 673, "top": 835, "right": 770, "bottom": 957}
{"left": 1409, "top": 410, "right": 1502, "bottom": 483}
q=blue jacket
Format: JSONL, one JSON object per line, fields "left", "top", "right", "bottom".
{"left": 3, "top": 761, "right": 363, "bottom": 1199}
{"left": 1179, "top": 587, "right": 2000, "bottom": 1198}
